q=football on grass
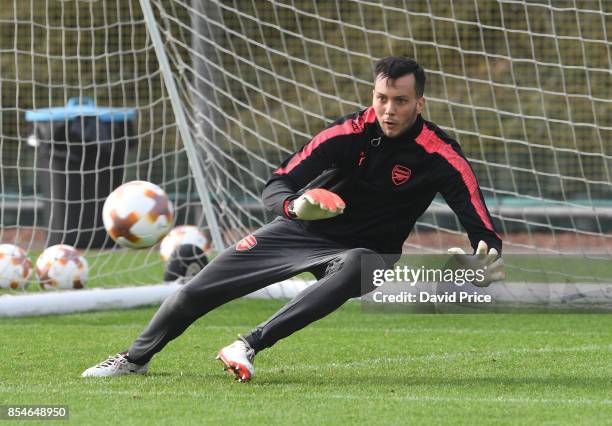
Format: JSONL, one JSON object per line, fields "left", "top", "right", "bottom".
{"left": 0, "top": 244, "right": 32, "bottom": 290}
{"left": 35, "top": 244, "right": 88, "bottom": 290}
{"left": 159, "top": 225, "right": 209, "bottom": 262}
{"left": 102, "top": 180, "right": 174, "bottom": 248}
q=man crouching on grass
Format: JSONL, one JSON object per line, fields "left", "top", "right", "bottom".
{"left": 82, "top": 56, "right": 504, "bottom": 382}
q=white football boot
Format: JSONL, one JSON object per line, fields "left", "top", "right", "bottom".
{"left": 216, "top": 338, "right": 255, "bottom": 382}
{"left": 81, "top": 352, "right": 149, "bottom": 377}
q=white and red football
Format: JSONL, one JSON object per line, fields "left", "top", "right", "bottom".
{"left": 0, "top": 244, "right": 32, "bottom": 290}
{"left": 102, "top": 180, "right": 174, "bottom": 249}
{"left": 35, "top": 244, "right": 88, "bottom": 290}
{"left": 159, "top": 225, "right": 209, "bottom": 262}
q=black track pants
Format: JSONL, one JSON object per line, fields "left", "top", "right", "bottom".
{"left": 127, "top": 217, "right": 386, "bottom": 364}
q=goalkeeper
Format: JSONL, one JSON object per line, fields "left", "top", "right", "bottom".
{"left": 82, "top": 56, "right": 503, "bottom": 382}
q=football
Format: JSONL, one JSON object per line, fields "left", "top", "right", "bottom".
{"left": 159, "top": 225, "right": 209, "bottom": 262}
{"left": 35, "top": 244, "right": 89, "bottom": 290}
{"left": 102, "top": 180, "right": 174, "bottom": 248}
{"left": 163, "top": 244, "right": 209, "bottom": 282}
{"left": 0, "top": 244, "right": 32, "bottom": 290}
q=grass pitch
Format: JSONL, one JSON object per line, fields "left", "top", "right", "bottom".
{"left": 1, "top": 299, "right": 611, "bottom": 425}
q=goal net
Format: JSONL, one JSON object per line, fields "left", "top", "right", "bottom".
{"left": 1, "top": 0, "right": 611, "bottom": 308}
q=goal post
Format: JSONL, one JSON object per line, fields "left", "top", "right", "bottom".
{"left": 0, "top": 0, "right": 611, "bottom": 311}
{"left": 138, "top": 0, "right": 224, "bottom": 252}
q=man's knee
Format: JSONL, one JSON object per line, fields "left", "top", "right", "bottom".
{"left": 161, "top": 286, "right": 192, "bottom": 314}
{"left": 163, "top": 282, "right": 212, "bottom": 318}
{"left": 344, "top": 247, "right": 384, "bottom": 262}
{"left": 340, "top": 248, "right": 386, "bottom": 274}
{"left": 324, "top": 248, "right": 386, "bottom": 296}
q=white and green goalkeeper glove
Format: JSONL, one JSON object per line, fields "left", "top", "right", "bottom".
{"left": 447, "top": 240, "right": 505, "bottom": 287}
{"left": 288, "top": 188, "right": 346, "bottom": 221}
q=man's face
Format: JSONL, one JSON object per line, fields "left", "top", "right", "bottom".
{"left": 372, "top": 73, "right": 425, "bottom": 138}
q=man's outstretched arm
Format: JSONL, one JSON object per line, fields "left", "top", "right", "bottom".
{"left": 434, "top": 143, "right": 504, "bottom": 285}
{"left": 262, "top": 112, "right": 364, "bottom": 220}
{"left": 263, "top": 171, "right": 345, "bottom": 221}
{"left": 435, "top": 144, "right": 502, "bottom": 255}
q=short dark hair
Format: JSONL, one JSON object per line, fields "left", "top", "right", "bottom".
{"left": 374, "top": 56, "right": 426, "bottom": 98}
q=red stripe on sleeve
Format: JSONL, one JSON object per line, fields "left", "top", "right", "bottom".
{"left": 415, "top": 126, "right": 499, "bottom": 237}
{"left": 274, "top": 107, "right": 377, "bottom": 175}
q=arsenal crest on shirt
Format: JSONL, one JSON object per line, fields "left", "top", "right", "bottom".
{"left": 391, "top": 165, "right": 412, "bottom": 185}
{"left": 236, "top": 234, "right": 257, "bottom": 251}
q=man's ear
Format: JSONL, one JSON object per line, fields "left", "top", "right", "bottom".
{"left": 416, "top": 96, "right": 425, "bottom": 114}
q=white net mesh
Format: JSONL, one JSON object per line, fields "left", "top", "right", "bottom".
{"left": 148, "top": 0, "right": 612, "bottom": 251}
{"left": 1, "top": 0, "right": 611, "bottom": 294}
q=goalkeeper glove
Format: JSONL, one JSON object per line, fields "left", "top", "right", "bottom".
{"left": 288, "top": 188, "right": 346, "bottom": 221}
{"left": 447, "top": 240, "right": 505, "bottom": 287}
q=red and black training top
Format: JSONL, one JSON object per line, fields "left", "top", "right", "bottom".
{"left": 263, "top": 107, "right": 502, "bottom": 256}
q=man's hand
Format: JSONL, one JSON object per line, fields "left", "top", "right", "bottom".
{"left": 289, "top": 189, "right": 345, "bottom": 220}
{"left": 447, "top": 240, "right": 505, "bottom": 287}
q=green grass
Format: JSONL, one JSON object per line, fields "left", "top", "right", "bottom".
{"left": 1, "top": 299, "right": 611, "bottom": 425}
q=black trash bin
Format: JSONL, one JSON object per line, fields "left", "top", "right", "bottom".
{"left": 26, "top": 97, "right": 136, "bottom": 248}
